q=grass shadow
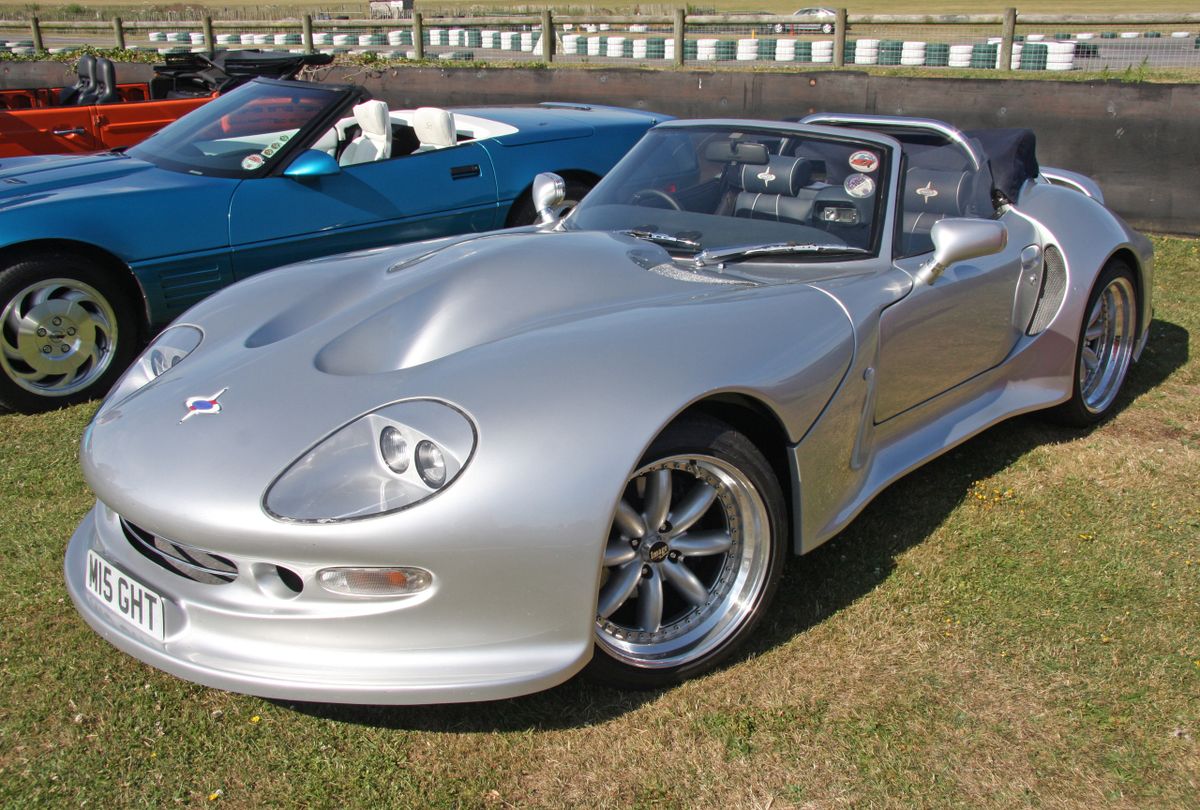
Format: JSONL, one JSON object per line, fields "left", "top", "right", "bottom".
{"left": 287, "top": 319, "right": 1188, "bottom": 732}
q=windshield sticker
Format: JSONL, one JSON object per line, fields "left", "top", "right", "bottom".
{"left": 262, "top": 148, "right": 276, "bottom": 158}
{"left": 241, "top": 153, "right": 265, "bottom": 171}
{"left": 849, "top": 151, "right": 879, "bottom": 173}
{"left": 844, "top": 173, "right": 875, "bottom": 198}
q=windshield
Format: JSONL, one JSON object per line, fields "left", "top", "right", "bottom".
{"left": 567, "top": 125, "right": 890, "bottom": 258}
{"left": 128, "top": 79, "right": 346, "bottom": 178}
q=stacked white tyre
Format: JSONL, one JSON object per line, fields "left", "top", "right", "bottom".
{"left": 1046, "top": 41, "right": 1076, "bottom": 70}
{"left": 948, "top": 44, "right": 972, "bottom": 67}
{"left": 854, "top": 38, "right": 879, "bottom": 64}
{"left": 900, "top": 40, "right": 926, "bottom": 65}
{"left": 812, "top": 39, "right": 833, "bottom": 63}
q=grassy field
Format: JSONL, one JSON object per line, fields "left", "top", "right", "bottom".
{"left": 0, "top": 236, "right": 1196, "bottom": 807}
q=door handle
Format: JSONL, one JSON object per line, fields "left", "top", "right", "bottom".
{"left": 450, "top": 164, "right": 481, "bottom": 180}
{"left": 53, "top": 127, "right": 87, "bottom": 137}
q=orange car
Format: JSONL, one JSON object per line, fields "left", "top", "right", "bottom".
{"left": 0, "top": 50, "right": 331, "bottom": 157}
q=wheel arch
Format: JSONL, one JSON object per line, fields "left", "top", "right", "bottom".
{"left": 0, "top": 238, "right": 151, "bottom": 343}
{"left": 671, "top": 393, "right": 798, "bottom": 555}
{"left": 1104, "top": 246, "right": 1146, "bottom": 335}
{"left": 503, "top": 168, "right": 602, "bottom": 227}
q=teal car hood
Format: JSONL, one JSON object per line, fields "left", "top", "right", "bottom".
{"left": 0, "top": 152, "right": 236, "bottom": 263}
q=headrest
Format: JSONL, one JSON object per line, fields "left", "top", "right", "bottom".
{"left": 77, "top": 53, "right": 95, "bottom": 78}
{"left": 352, "top": 100, "right": 391, "bottom": 139}
{"left": 413, "top": 107, "right": 456, "bottom": 148}
{"left": 904, "top": 168, "right": 969, "bottom": 217}
{"left": 730, "top": 156, "right": 814, "bottom": 196}
{"left": 96, "top": 57, "right": 116, "bottom": 87}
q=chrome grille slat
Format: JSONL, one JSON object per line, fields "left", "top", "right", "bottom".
{"left": 121, "top": 519, "right": 237, "bottom": 585}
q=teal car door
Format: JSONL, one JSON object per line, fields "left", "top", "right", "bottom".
{"left": 226, "top": 143, "right": 501, "bottom": 280}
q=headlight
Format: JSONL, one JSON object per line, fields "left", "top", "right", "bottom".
{"left": 94, "top": 325, "right": 203, "bottom": 420}
{"left": 264, "top": 399, "right": 475, "bottom": 522}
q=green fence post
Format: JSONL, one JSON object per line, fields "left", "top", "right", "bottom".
{"left": 673, "top": 8, "right": 685, "bottom": 68}
{"left": 31, "top": 17, "right": 44, "bottom": 53}
{"left": 302, "top": 14, "right": 314, "bottom": 54}
{"left": 112, "top": 17, "right": 126, "bottom": 50}
{"left": 413, "top": 12, "right": 424, "bottom": 60}
{"left": 1001, "top": 7, "right": 1017, "bottom": 71}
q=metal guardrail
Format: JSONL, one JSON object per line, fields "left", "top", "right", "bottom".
{"left": 4, "top": 9, "right": 1200, "bottom": 72}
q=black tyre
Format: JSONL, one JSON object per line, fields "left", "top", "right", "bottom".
{"left": 1050, "top": 260, "right": 1139, "bottom": 427}
{"left": 588, "top": 414, "right": 787, "bottom": 689}
{"left": 506, "top": 177, "right": 593, "bottom": 227}
{"left": 0, "top": 253, "right": 138, "bottom": 413}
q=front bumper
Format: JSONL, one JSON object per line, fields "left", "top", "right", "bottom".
{"left": 65, "top": 502, "right": 591, "bottom": 704}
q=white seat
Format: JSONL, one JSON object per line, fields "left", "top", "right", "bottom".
{"left": 311, "top": 126, "right": 340, "bottom": 158}
{"left": 413, "top": 107, "right": 457, "bottom": 150}
{"left": 338, "top": 100, "right": 393, "bottom": 166}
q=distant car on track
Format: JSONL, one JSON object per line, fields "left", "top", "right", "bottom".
{"left": 0, "top": 79, "right": 666, "bottom": 412}
{"left": 776, "top": 8, "right": 839, "bottom": 35}
{"left": 0, "top": 50, "right": 332, "bottom": 158}
{"left": 65, "top": 113, "right": 1152, "bottom": 705}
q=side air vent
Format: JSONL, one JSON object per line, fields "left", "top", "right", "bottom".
{"left": 1027, "top": 245, "right": 1067, "bottom": 335}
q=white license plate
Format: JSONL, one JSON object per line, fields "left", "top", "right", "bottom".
{"left": 85, "top": 550, "right": 166, "bottom": 641}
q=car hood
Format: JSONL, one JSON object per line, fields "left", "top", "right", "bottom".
{"left": 0, "top": 152, "right": 190, "bottom": 206}
{"left": 83, "top": 230, "right": 852, "bottom": 537}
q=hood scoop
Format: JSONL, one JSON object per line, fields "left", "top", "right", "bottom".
{"left": 312, "top": 231, "right": 724, "bottom": 377}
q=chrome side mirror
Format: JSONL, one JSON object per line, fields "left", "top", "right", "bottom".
{"left": 532, "top": 172, "right": 566, "bottom": 225}
{"left": 916, "top": 218, "right": 1008, "bottom": 285}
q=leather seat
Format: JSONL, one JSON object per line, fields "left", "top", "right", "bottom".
{"left": 73, "top": 55, "right": 100, "bottom": 106}
{"left": 59, "top": 53, "right": 94, "bottom": 106}
{"left": 94, "top": 58, "right": 119, "bottom": 105}
{"left": 412, "top": 107, "right": 457, "bottom": 151}
{"left": 338, "top": 101, "right": 393, "bottom": 166}
{"left": 900, "top": 168, "right": 970, "bottom": 255}
{"left": 731, "top": 155, "right": 820, "bottom": 224}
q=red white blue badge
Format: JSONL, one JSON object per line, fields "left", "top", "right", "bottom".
{"left": 849, "top": 151, "right": 879, "bottom": 173}
{"left": 181, "top": 388, "right": 228, "bottom": 423}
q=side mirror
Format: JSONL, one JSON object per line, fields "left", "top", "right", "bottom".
{"left": 283, "top": 149, "right": 341, "bottom": 179}
{"left": 532, "top": 172, "right": 566, "bottom": 225}
{"left": 916, "top": 218, "right": 1008, "bottom": 285}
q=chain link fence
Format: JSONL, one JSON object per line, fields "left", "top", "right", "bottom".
{"left": 1, "top": 11, "right": 1198, "bottom": 73}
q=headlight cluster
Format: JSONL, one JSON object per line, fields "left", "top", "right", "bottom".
{"left": 264, "top": 399, "right": 475, "bottom": 522}
{"left": 95, "top": 325, "right": 203, "bottom": 419}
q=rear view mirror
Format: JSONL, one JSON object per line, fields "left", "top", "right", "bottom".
{"left": 916, "top": 218, "right": 1008, "bottom": 284}
{"left": 703, "top": 140, "right": 769, "bottom": 165}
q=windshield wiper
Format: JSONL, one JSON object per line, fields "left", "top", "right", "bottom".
{"left": 621, "top": 229, "right": 702, "bottom": 252}
{"left": 693, "top": 242, "right": 869, "bottom": 267}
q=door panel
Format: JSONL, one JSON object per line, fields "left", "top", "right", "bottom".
{"left": 875, "top": 237, "right": 1026, "bottom": 422}
{"left": 227, "top": 142, "right": 500, "bottom": 279}
{"left": 93, "top": 96, "right": 214, "bottom": 150}
{"left": 0, "top": 107, "right": 99, "bottom": 156}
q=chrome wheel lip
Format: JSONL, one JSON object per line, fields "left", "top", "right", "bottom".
{"left": 595, "top": 454, "right": 771, "bottom": 670}
{"left": 1078, "top": 276, "right": 1135, "bottom": 415}
{"left": 0, "top": 277, "right": 119, "bottom": 397}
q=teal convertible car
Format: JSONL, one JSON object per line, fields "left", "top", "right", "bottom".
{"left": 0, "top": 78, "right": 666, "bottom": 412}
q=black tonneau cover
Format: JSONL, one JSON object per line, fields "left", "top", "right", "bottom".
{"left": 153, "top": 50, "right": 333, "bottom": 97}
{"left": 966, "top": 128, "right": 1039, "bottom": 204}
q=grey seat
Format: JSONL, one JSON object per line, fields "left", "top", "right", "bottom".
{"left": 900, "top": 167, "right": 971, "bottom": 255}
{"left": 731, "top": 155, "right": 821, "bottom": 224}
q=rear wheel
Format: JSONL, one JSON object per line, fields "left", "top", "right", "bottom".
{"left": 1051, "top": 261, "right": 1138, "bottom": 426}
{"left": 0, "top": 253, "right": 137, "bottom": 413}
{"left": 588, "top": 415, "right": 787, "bottom": 689}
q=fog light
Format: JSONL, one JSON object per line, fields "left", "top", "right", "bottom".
{"left": 317, "top": 567, "right": 433, "bottom": 597}
{"left": 379, "top": 426, "right": 409, "bottom": 473}
{"left": 415, "top": 440, "right": 446, "bottom": 489}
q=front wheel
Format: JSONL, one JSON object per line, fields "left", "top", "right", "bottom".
{"left": 0, "top": 253, "right": 137, "bottom": 413}
{"left": 1050, "top": 261, "right": 1139, "bottom": 426}
{"left": 588, "top": 415, "right": 787, "bottom": 689}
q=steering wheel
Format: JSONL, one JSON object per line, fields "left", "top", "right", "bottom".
{"left": 631, "top": 188, "right": 682, "bottom": 211}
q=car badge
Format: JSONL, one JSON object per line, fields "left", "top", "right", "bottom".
{"left": 756, "top": 168, "right": 776, "bottom": 186}
{"left": 180, "top": 388, "right": 228, "bottom": 423}
{"left": 916, "top": 181, "right": 939, "bottom": 203}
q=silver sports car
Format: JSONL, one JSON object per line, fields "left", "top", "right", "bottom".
{"left": 65, "top": 113, "right": 1152, "bottom": 704}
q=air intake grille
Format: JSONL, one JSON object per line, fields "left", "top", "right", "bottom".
{"left": 1028, "top": 244, "right": 1067, "bottom": 335}
{"left": 122, "top": 519, "right": 237, "bottom": 585}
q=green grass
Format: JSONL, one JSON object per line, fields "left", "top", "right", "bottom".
{"left": 1, "top": 237, "right": 1197, "bottom": 807}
